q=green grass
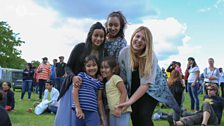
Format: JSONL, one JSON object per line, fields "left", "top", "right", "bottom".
{"left": 9, "top": 90, "right": 224, "bottom": 126}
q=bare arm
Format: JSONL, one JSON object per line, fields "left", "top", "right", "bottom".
{"left": 73, "top": 87, "right": 84, "bottom": 119}
{"left": 192, "top": 71, "right": 200, "bottom": 86}
{"left": 97, "top": 90, "right": 105, "bottom": 126}
{"left": 117, "top": 83, "right": 150, "bottom": 108}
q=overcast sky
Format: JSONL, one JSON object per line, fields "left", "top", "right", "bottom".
{"left": 0, "top": 0, "right": 224, "bottom": 70}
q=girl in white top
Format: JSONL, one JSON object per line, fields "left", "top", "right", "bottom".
{"left": 187, "top": 57, "right": 200, "bottom": 111}
{"left": 204, "top": 58, "right": 220, "bottom": 85}
{"left": 100, "top": 57, "right": 131, "bottom": 126}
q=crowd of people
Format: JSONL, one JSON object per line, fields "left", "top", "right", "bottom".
{"left": 0, "top": 10, "right": 224, "bottom": 126}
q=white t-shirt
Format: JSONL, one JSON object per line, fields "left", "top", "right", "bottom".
{"left": 219, "top": 72, "right": 224, "bottom": 84}
{"left": 188, "top": 66, "right": 200, "bottom": 83}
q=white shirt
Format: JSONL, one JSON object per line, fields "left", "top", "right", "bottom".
{"left": 204, "top": 67, "right": 220, "bottom": 84}
{"left": 219, "top": 72, "right": 224, "bottom": 84}
{"left": 188, "top": 66, "right": 200, "bottom": 83}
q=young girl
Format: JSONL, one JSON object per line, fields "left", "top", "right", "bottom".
{"left": 104, "top": 11, "right": 127, "bottom": 61}
{"left": 100, "top": 57, "right": 131, "bottom": 126}
{"left": 73, "top": 55, "right": 105, "bottom": 126}
{"left": 2, "top": 82, "right": 15, "bottom": 111}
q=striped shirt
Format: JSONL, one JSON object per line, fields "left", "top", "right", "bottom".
{"left": 74, "top": 72, "right": 103, "bottom": 112}
{"left": 37, "top": 63, "right": 51, "bottom": 80}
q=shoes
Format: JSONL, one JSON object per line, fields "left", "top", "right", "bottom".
{"left": 201, "top": 124, "right": 207, "bottom": 126}
{"left": 27, "top": 108, "right": 33, "bottom": 113}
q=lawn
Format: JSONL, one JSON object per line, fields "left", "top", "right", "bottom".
{"left": 9, "top": 90, "right": 224, "bottom": 126}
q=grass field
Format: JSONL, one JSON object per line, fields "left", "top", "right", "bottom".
{"left": 8, "top": 90, "right": 224, "bottom": 126}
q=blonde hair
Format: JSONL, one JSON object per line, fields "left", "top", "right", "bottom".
{"left": 130, "top": 26, "right": 153, "bottom": 77}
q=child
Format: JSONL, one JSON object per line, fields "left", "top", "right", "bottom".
{"left": 104, "top": 11, "right": 127, "bottom": 61}
{"left": 2, "top": 82, "right": 15, "bottom": 111}
{"left": 100, "top": 57, "right": 131, "bottom": 126}
{"left": 73, "top": 55, "right": 105, "bottom": 126}
{"left": 0, "top": 91, "right": 12, "bottom": 126}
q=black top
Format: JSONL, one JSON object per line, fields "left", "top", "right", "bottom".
{"left": 23, "top": 69, "right": 34, "bottom": 80}
{"left": 5, "top": 90, "right": 15, "bottom": 110}
{"left": 131, "top": 69, "right": 140, "bottom": 96}
{"left": 203, "top": 95, "right": 224, "bottom": 123}
{"left": 0, "top": 106, "right": 12, "bottom": 126}
{"left": 56, "top": 62, "right": 66, "bottom": 77}
{"left": 58, "top": 43, "right": 85, "bottom": 99}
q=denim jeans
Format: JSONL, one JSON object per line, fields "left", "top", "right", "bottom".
{"left": 74, "top": 110, "right": 99, "bottom": 126}
{"left": 55, "top": 77, "right": 63, "bottom": 92}
{"left": 110, "top": 112, "right": 130, "bottom": 126}
{"left": 21, "top": 80, "right": 33, "bottom": 99}
{"left": 187, "top": 82, "right": 200, "bottom": 111}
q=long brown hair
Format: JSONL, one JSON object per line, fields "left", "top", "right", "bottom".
{"left": 130, "top": 26, "right": 153, "bottom": 77}
{"left": 167, "top": 70, "right": 182, "bottom": 86}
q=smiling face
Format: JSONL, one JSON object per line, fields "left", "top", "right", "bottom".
{"left": 106, "top": 16, "right": 121, "bottom": 38}
{"left": 91, "top": 29, "right": 105, "bottom": 48}
{"left": 2, "top": 82, "right": 10, "bottom": 91}
{"left": 100, "top": 61, "right": 113, "bottom": 80}
{"left": 85, "top": 60, "right": 98, "bottom": 77}
{"left": 131, "top": 30, "right": 146, "bottom": 54}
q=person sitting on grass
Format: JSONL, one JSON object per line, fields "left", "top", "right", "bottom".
{"left": 34, "top": 80, "right": 59, "bottom": 115}
{"left": 0, "top": 91, "right": 12, "bottom": 126}
{"left": 2, "top": 81, "right": 15, "bottom": 111}
{"left": 169, "top": 84, "right": 224, "bottom": 126}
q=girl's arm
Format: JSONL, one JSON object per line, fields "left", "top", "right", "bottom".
{"left": 97, "top": 90, "right": 105, "bottom": 126}
{"left": 73, "top": 87, "right": 84, "bottom": 119}
{"left": 192, "top": 71, "right": 200, "bottom": 87}
{"left": 117, "top": 83, "right": 150, "bottom": 108}
{"left": 113, "top": 81, "right": 128, "bottom": 117}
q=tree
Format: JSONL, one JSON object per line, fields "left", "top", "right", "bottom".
{"left": 31, "top": 60, "right": 40, "bottom": 68}
{"left": 0, "top": 21, "right": 26, "bottom": 69}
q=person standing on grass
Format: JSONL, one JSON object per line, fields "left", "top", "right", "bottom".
{"left": 117, "top": 26, "right": 181, "bottom": 126}
{"left": 0, "top": 91, "right": 12, "bottom": 126}
{"left": 50, "top": 59, "right": 57, "bottom": 87}
{"left": 219, "top": 68, "right": 224, "bottom": 97}
{"left": 55, "top": 56, "right": 66, "bottom": 92}
{"left": 100, "top": 57, "right": 132, "bottom": 126}
{"left": 37, "top": 57, "right": 51, "bottom": 99}
{"left": 54, "top": 22, "right": 106, "bottom": 126}
{"left": 187, "top": 57, "right": 200, "bottom": 112}
{"left": 73, "top": 56, "right": 105, "bottom": 126}
{"left": 203, "top": 58, "right": 220, "bottom": 94}
{"left": 21, "top": 63, "right": 34, "bottom": 100}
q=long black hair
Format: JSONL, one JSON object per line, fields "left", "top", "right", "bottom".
{"left": 82, "top": 22, "right": 106, "bottom": 63}
{"left": 105, "top": 11, "right": 127, "bottom": 38}
{"left": 188, "top": 57, "right": 198, "bottom": 69}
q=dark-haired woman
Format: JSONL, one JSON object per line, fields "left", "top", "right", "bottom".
{"left": 54, "top": 22, "right": 106, "bottom": 126}
{"left": 21, "top": 63, "right": 34, "bottom": 100}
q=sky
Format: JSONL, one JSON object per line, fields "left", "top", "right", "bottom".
{"left": 0, "top": 0, "right": 224, "bottom": 71}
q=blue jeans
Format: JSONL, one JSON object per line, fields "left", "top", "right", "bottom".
{"left": 21, "top": 80, "right": 33, "bottom": 99}
{"left": 55, "top": 77, "right": 63, "bottom": 92}
{"left": 75, "top": 110, "right": 100, "bottom": 126}
{"left": 187, "top": 82, "right": 200, "bottom": 111}
{"left": 47, "top": 106, "right": 57, "bottom": 114}
{"left": 110, "top": 112, "right": 130, "bottom": 126}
